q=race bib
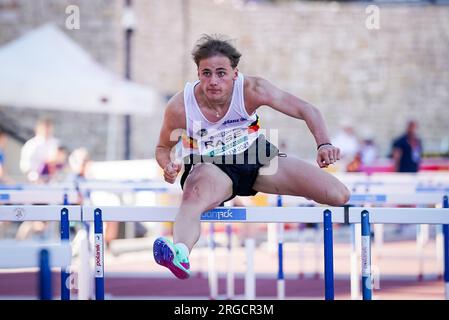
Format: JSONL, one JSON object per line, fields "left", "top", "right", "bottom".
{"left": 200, "top": 128, "right": 252, "bottom": 157}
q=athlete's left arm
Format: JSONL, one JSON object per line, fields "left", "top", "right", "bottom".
{"left": 246, "top": 76, "right": 340, "bottom": 167}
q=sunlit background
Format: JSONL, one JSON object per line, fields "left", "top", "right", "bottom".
{"left": 0, "top": 0, "right": 448, "bottom": 181}
{"left": 0, "top": 0, "right": 449, "bottom": 301}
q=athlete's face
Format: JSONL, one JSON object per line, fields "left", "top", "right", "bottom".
{"left": 197, "top": 55, "right": 238, "bottom": 103}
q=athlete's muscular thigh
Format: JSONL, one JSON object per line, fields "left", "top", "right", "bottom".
{"left": 252, "top": 157, "right": 349, "bottom": 205}
{"left": 182, "top": 163, "right": 233, "bottom": 209}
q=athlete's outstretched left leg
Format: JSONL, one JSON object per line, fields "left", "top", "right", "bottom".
{"left": 252, "top": 157, "right": 350, "bottom": 206}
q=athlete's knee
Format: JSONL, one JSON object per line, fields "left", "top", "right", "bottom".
{"left": 182, "top": 164, "right": 230, "bottom": 207}
{"left": 327, "top": 185, "right": 351, "bottom": 206}
{"left": 182, "top": 180, "right": 222, "bottom": 208}
{"left": 182, "top": 183, "right": 210, "bottom": 203}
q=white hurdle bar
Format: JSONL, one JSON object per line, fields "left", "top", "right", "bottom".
{"left": 0, "top": 240, "right": 72, "bottom": 300}
{"left": 0, "top": 240, "right": 72, "bottom": 268}
{"left": 279, "top": 192, "right": 448, "bottom": 299}
{"left": 348, "top": 208, "right": 449, "bottom": 225}
{"left": 0, "top": 205, "right": 82, "bottom": 222}
{"left": 348, "top": 193, "right": 446, "bottom": 206}
{"left": 0, "top": 190, "right": 80, "bottom": 205}
{"left": 348, "top": 206, "right": 449, "bottom": 300}
{"left": 0, "top": 205, "right": 81, "bottom": 300}
{"left": 272, "top": 193, "right": 447, "bottom": 207}
{"left": 0, "top": 181, "right": 181, "bottom": 198}
{"left": 81, "top": 206, "right": 346, "bottom": 223}
{"left": 0, "top": 241, "right": 72, "bottom": 300}
{"left": 2, "top": 204, "right": 448, "bottom": 300}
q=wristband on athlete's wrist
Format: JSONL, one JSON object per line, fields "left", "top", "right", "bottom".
{"left": 317, "top": 143, "right": 332, "bottom": 150}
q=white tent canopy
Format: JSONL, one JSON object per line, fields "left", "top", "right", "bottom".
{"left": 0, "top": 24, "right": 163, "bottom": 115}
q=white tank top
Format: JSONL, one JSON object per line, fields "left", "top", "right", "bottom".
{"left": 181, "top": 73, "right": 260, "bottom": 158}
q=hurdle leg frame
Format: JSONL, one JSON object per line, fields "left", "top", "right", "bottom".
{"left": 60, "top": 207, "right": 70, "bottom": 300}
{"left": 323, "top": 209, "right": 334, "bottom": 300}
{"left": 277, "top": 222, "right": 285, "bottom": 300}
{"left": 39, "top": 249, "right": 52, "bottom": 300}
{"left": 276, "top": 195, "right": 285, "bottom": 300}
{"left": 361, "top": 210, "right": 372, "bottom": 300}
{"left": 443, "top": 196, "right": 449, "bottom": 300}
{"left": 94, "top": 208, "right": 105, "bottom": 300}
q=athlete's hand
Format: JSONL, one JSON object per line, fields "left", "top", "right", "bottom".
{"left": 163, "top": 161, "right": 182, "bottom": 184}
{"left": 317, "top": 144, "right": 340, "bottom": 168}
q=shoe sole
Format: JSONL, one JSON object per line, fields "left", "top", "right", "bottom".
{"left": 153, "top": 238, "right": 190, "bottom": 280}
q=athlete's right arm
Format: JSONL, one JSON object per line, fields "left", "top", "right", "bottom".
{"left": 155, "top": 92, "right": 186, "bottom": 184}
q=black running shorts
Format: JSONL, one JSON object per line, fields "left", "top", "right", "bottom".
{"left": 180, "top": 135, "right": 279, "bottom": 201}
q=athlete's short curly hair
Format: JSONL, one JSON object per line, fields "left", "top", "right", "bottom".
{"left": 192, "top": 34, "right": 241, "bottom": 69}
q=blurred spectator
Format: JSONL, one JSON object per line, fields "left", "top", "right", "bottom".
{"left": 440, "top": 136, "right": 449, "bottom": 158}
{"left": 332, "top": 119, "right": 360, "bottom": 171}
{"left": 346, "top": 152, "right": 362, "bottom": 172}
{"left": 0, "top": 129, "right": 9, "bottom": 183}
{"left": 68, "top": 147, "right": 90, "bottom": 181}
{"left": 20, "top": 118, "right": 60, "bottom": 183}
{"left": 41, "top": 146, "right": 69, "bottom": 183}
{"left": 359, "top": 129, "right": 378, "bottom": 167}
{"left": 66, "top": 148, "right": 91, "bottom": 242}
{"left": 0, "top": 130, "right": 5, "bottom": 176}
{"left": 360, "top": 138, "right": 378, "bottom": 166}
{"left": 391, "top": 120, "right": 423, "bottom": 172}
{"left": 344, "top": 129, "right": 379, "bottom": 172}
{"left": 53, "top": 146, "right": 69, "bottom": 177}
{"left": 0, "top": 129, "right": 14, "bottom": 238}
{"left": 67, "top": 147, "right": 91, "bottom": 205}
{"left": 16, "top": 119, "right": 62, "bottom": 240}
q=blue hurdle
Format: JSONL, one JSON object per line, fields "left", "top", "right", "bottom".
{"left": 87, "top": 205, "right": 342, "bottom": 300}
{"left": 443, "top": 196, "right": 449, "bottom": 299}
{"left": 39, "top": 249, "right": 52, "bottom": 300}
{"left": 361, "top": 210, "right": 372, "bottom": 300}
{"left": 3, "top": 203, "right": 448, "bottom": 300}
{"left": 94, "top": 208, "right": 105, "bottom": 300}
{"left": 0, "top": 240, "right": 72, "bottom": 300}
{"left": 349, "top": 198, "right": 449, "bottom": 300}
{"left": 277, "top": 195, "right": 285, "bottom": 300}
{"left": 0, "top": 204, "right": 78, "bottom": 300}
{"left": 60, "top": 195, "right": 70, "bottom": 300}
{"left": 323, "top": 209, "right": 334, "bottom": 300}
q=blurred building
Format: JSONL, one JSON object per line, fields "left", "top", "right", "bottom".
{"left": 0, "top": 0, "right": 448, "bottom": 174}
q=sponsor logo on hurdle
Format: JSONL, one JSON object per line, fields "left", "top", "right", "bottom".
{"left": 66, "top": 273, "right": 78, "bottom": 290}
{"left": 361, "top": 236, "right": 380, "bottom": 291}
{"left": 361, "top": 236, "right": 371, "bottom": 277}
{"left": 201, "top": 208, "right": 246, "bottom": 221}
{"left": 13, "top": 207, "right": 25, "bottom": 220}
{"left": 94, "top": 234, "right": 104, "bottom": 277}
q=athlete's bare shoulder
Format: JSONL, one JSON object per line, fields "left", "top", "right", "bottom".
{"left": 243, "top": 75, "right": 270, "bottom": 114}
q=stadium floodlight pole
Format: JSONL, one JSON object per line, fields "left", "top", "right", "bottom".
{"left": 122, "top": 0, "right": 135, "bottom": 160}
